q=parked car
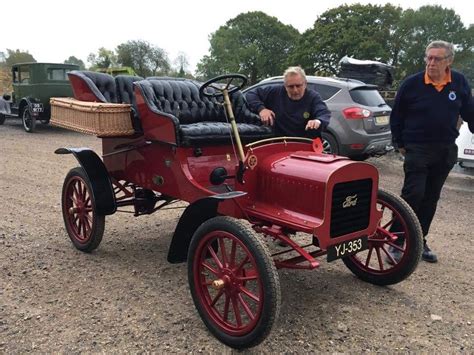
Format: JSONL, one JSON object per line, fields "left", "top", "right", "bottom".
{"left": 0, "top": 62, "right": 79, "bottom": 132}
{"left": 243, "top": 76, "right": 393, "bottom": 160}
{"left": 456, "top": 122, "right": 474, "bottom": 168}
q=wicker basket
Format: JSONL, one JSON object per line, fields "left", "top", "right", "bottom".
{"left": 50, "top": 97, "right": 135, "bottom": 137}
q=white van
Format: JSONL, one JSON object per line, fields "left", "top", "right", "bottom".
{"left": 456, "top": 122, "right": 474, "bottom": 168}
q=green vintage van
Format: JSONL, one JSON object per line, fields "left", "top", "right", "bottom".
{"left": 0, "top": 62, "right": 79, "bottom": 132}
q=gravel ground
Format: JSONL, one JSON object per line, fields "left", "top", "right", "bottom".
{"left": 0, "top": 120, "right": 473, "bottom": 353}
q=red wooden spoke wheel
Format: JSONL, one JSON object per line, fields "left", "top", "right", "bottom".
{"left": 188, "top": 216, "right": 280, "bottom": 349}
{"left": 342, "top": 189, "right": 423, "bottom": 285}
{"left": 62, "top": 167, "right": 104, "bottom": 252}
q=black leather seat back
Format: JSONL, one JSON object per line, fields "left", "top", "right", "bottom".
{"left": 115, "top": 75, "right": 144, "bottom": 133}
{"left": 70, "top": 71, "right": 118, "bottom": 103}
{"left": 139, "top": 79, "right": 260, "bottom": 124}
{"left": 115, "top": 75, "right": 143, "bottom": 107}
{"left": 136, "top": 78, "right": 273, "bottom": 146}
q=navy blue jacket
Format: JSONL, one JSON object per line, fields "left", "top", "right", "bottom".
{"left": 390, "top": 70, "right": 472, "bottom": 148}
{"left": 245, "top": 85, "right": 331, "bottom": 138}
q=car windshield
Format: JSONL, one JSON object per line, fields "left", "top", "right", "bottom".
{"left": 349, "top": 87, "right": 386, "bottom": 107}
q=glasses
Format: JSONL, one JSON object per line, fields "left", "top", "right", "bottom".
{"left": 285, "top": 83, "right": 305, "bottom": 89}
{"left": 424, "top": 55, "right": 449, "bottom": 64}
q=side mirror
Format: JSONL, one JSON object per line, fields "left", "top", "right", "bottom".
{"left": 2, "top": 94, "right": 11, "bottom": 101}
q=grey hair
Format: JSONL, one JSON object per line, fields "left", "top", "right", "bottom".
{"left": 283, "top": 66, "right": 307, "bottom": 82}
{"left": 426, "top": 40, "right": 455, "bottom": 59}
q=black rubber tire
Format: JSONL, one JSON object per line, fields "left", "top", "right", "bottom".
{"left": 188, "top": 216, "right": 280, "bottom": 349}
{"left": 22, "top": 108, "right": 36, "bottom": 133}
{"left": 322, "top": 132, "right": 339, "bottom": 155}
{"left": 61, "top": 167, "right": 105, "bottom": 252}
{"left": 0, "top": 113, "right": 5, "bottom": 125}
{"left": 342, "top": 189, "right": 423, "bottom": 286}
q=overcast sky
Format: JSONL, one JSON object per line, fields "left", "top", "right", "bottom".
{"left": 1, "top": 0, "right": 472, "bottom": 73}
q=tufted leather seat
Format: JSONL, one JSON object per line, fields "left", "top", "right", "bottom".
{"left": 115, "top": 75, "right": 144, "bottom": 132}
{"left": 136, "top": 79, "right": 273, "bottom": 147}
{"left": 68, "top": 71, "right": 118, "bottom": 103}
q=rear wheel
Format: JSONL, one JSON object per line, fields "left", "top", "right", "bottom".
{"left": 322, "top": 132, "right": 338, "bottom": 155}
{"left": 188, "top": 216, "right": 280, "bottom": 349}
{"left": 22, "top": 108, "right": 36, "bottom": 133}
{"left": 342, "top": 189, "right": 423, "bottom": 285}
{"left": 62, "top": 167, "right": 105, "bottom": 252}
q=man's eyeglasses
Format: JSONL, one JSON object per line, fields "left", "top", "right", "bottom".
{"left": 424, "top": 55, "right": 450, "bottom": 64}
{"left": 285, "top": 83, "right": 305, "bottom": 89}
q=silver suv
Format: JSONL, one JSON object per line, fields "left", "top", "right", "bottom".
{"left": 244, "top": 76, "right": 392, "bottom": 160}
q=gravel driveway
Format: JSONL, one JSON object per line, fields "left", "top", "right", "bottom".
{"left": 1, "top": 121, "right": 473, "bottom": 353}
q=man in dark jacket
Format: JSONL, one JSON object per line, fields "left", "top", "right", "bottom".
{"left": 245, "top": 66, "right": 331, "bottom": 139}
{"left": 390, "top": 40, "right": 473, "bottom": 263}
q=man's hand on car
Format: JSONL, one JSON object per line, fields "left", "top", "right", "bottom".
{"left": 305, "top": 119, "right": 321, "bottom": 130}
{"left": 259, "top": 108, "right": 275, "bottom": 126}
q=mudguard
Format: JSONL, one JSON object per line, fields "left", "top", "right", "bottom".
{"left": 55, "top": 147, "right": 116, "bottom": 215}
{"left": 167, "top": 191, "right": 246, "bottom": 263}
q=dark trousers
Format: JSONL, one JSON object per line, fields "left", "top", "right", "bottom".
{"left": 400, "top": 143, "right": 458, "bottom": 239}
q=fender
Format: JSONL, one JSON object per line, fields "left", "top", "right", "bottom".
{"left": 20, "top": 97, "right": 43, "bottom": 116}
{"left": 55, "top": 147, "right": 116, "bottom": 215}
{"left": 167, "top": 191, "right": 247, "bottom": 263}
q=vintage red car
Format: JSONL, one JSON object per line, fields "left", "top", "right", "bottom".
{"left": 54, "top": 72, "right": 422, "bottom": 349}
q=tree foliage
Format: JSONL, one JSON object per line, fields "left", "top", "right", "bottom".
{"left": 87, "top": 47, "right": 117, "bottom": 70}
{"left": 395, "top": 6, "right": 469, "bottom": 79}
{"left": 3, "top": 49, "right": 36, "bottom": 67}
{"left": 64, "top": 56, "right": 86, "bottom": 70}
{"left": 116, "top": 40, "right": 170, "bottom": 77}
{"left": 291, "top": 4, "right": 402, "bottom": 76}
{"left": 196, "top": 11, "right": 300, "bottom": 84}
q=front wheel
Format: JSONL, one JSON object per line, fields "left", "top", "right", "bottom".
{"left": 22, "top": 108, "right": 36, "bottom": 133}
{"left": 188, "top": 216, "right": 281, "bottom": 349}
{"left": 61, "top": 167, "right": 105, "bottom": 252}
{"left": 342, "top": 189, "right": 423, "bottom": 286}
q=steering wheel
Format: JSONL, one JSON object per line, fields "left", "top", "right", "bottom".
{"left": 199, "top": 74, "right": 247, "bottom": 98}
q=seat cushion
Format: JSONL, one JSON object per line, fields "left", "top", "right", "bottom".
{"left": 179, "top": 122, "right": 273, "bottom": 147}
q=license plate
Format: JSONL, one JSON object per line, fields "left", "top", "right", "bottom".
{"left": 327, "top": 236, "right": 368, "bottom": 262}
{"left": 464, "top": 148, "right": 474, "bottom": 156}
{"left": 32, "top": 103, "right": 43, "bottom": 113}
{"left": 375, "top": 115, "right": 389, "bottom": 125}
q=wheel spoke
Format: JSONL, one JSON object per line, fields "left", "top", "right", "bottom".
{"left": 237, "top": 293, "right": 255, "bottom": 321}
{"left": 234, "top": 255, "right": 250, "bottom": 274}
{"left": 223, "top": 293, "right": 231, "bottom": 321}
{"left": 218, "top": 238, "right": 228, "bottom": 267}
{"left": 201, "top": 261, "right": 219, "bottom": 276}
{"left": 375, "top": 247, "right": 384, "bottom": 270}
{"left": 210, "top": 289, "right": 224, "bottom": 307}
{"left": 207, "top": 244, "right": 223, "bottom": 269}
{"left": 229, "top": 240, "right": 237, "bottom": 268}
{"left": 364, "top": 246, "right": 374, "bottom": 267}
{"left": 231, "top": 295, "right": 242, "bottom": 327}
{"left": 238, "top": 285, "right": 260, "bottom": 303}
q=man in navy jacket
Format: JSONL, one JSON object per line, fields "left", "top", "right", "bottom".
{"left": 245, "top": 66, "right": 331, "bottom": 139}
{"left": 390, "top": 40, "right": 473, "bottom": 263}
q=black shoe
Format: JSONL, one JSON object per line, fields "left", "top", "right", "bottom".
{"left": 386, "top": 245, "right": 403, "bottom": 265}
{"left": 422, "top": 243, "right": 438, "bottom": 263}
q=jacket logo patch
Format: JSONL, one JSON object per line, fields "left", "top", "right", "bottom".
{"left": 303, "top": 112, "right": 310, "bottom": 119}
{"left": 448, "top": 91, "right": 457, "bottom": 101}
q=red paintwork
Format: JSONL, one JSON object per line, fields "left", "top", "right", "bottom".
{"left": 97, "top": 84, "right": 383, "bottom": 267}
{"left": 68, "top": 74, "right": 103, "bottom": 102}
{"left": 135, "top": 86, "right": 177, "bottom": 144}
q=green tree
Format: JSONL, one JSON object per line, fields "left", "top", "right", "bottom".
{"left": 396, "top": 5, "right": 469, "bottom": 79}
{"left": 64, "top": 56, "right": 85, "bottom": 70}
{"left": 87, "top": 47, "right": 117, "bottom": 70}
{"left": 5, "top": 49, "right": 36, "bottom": 66}
{"left": 292, "top": 4, "right": 402, "bottom": 76}
{"left": 116, "top": 40, "right": 170, "bottom": 77}
{"left": 196, "top": 11, "right": 300, "bottom": 84}
{"left": 173, "top": 52, "right": 190, "bottom": 78}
